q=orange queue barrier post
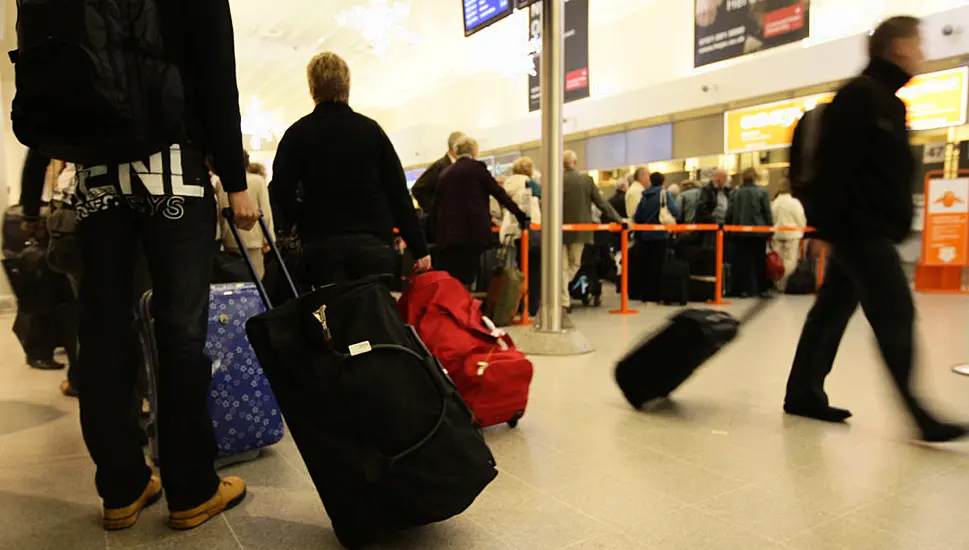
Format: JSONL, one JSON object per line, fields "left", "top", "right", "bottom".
{"left": 610, "top": 228, "right": 638, "bottom": 315}
{"left": 628, "top": 224, "right": 722, "bottom": 306}
{"left": 512, "top": 227, "right": 535, "bottom": 326}
{"left": 558, "top": 223, "right": 635, "bottom": 315}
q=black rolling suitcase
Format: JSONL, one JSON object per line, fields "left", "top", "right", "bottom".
{"left": 615, "top": 299, "right": 771, "bottom": 409}
{"left": 659, "top": 249, "right": 689, "bottom": 306}
{"left": 244, "top": 259, "right": 497, "bottom": 547}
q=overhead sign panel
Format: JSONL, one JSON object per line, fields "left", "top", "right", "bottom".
{"left": 464, "top": 0, "right": 513, "bottom": 37}
{"left": 724, "top": 93, "right": 834, "bottom": 154}
{"left": 724, "top": 67, "right": 969, "bottom": 153}
{"left": 528, "top": 0, "right": 590, "bottom": 112}
{"left": 695, "top": 0, "right": 810, "bottom": 68}
{"left": 515, "top": 0, "right": 540, "bottom": 8}
{"left": 900, "top": 67, "right": 969, "bottom": 131}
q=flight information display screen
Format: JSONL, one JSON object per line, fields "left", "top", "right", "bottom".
{"left": 464, "top": 0, "right": 513, "bottom": 36}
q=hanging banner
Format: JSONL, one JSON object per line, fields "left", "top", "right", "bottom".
{"left": 695, "top": 0, "right": 810, "bottom": 68}
{"left": 923, "top": 178, "right": 969, "bottom": 266}
{"left": 528, "top": 0, "right": 590, "bottom": 112}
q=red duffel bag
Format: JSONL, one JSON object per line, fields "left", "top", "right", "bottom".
{"left": 399, "top": 271, "right": 533, "bottom": 428}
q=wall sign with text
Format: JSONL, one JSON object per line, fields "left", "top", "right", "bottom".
{"left": 724, "top": 67, "right": 969, "bottom": 154}
{"left": 695, "top": 0, "right": 810, "bottom": 68}
{"left": 528, "top": 0, "right": 590, "bottom": 112}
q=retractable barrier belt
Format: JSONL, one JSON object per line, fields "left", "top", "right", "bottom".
{"left": 392, "top": 223, "right": 826, "bottom": 320}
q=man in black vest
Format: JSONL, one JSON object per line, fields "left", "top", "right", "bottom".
{"left": 783, "top": 16, "right": 967, "bottom": 443}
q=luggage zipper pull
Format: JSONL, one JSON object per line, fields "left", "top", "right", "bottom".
{"left": 312, "top": 304, "right": 332, "bottom": 343}
{"left": 476, "top": 361, "right": 489, "bottom": 376}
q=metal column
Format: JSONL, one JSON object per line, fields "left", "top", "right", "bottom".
{"left": 538, "top": 0, "right": 564, "bottom": 332}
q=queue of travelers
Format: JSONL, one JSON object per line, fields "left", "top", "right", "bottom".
{"left": 3, "top": 11, "right": 966, "bottom": 548}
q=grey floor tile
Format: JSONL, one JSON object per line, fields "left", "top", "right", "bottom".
{"left": 696, "top": 485, "right": 836, "bottom": 542}
{"left": 559, "top": 532, "right": 645, "bottom": 549}
{"left": 1, "top": 294, "right": 969, "bottom": 549}
{"left": 0, "top": 489, "right": 106, "bottom": 550}
{"left": 786, "top": 517, "right": 947, "bottom": 550}
{"left": 626, "top": 507, "right": 788, "bottom": 550}
{"left": 846, "top": 495, "right": 969, "bottom": 550}
{"left": 547, "top": 472, "right": 685, "bottom": 531}
{"left": 464, "top": 473, "right": 613, "bottom": 550}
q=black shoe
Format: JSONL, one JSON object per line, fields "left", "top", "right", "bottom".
{"left": 917, "top": 422, "right": 969, "bottom": 443}
{"left": 60, "top": 379, "right": 79, "bottom": 398}
{"left": 28, "top": 358, "right": 65, "bottom": 371}
{"left": 784, "top": 402, "right": 853, "bottom": 423}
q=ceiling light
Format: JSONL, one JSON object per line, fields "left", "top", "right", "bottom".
{"left": 335, "top": 0, "right": 417, "bottom": 56}
{"left": 240, "top": 96, "right": 287, "bottom": 152}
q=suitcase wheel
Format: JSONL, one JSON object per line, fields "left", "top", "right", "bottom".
{"left": 507, "top": 410, "right": 525, "bottom": 428}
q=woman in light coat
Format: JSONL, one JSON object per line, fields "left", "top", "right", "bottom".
{"left": 771, "top": 179, "right": 807, "bottom": 290}
{"left": 500, "top": 157, "right": 542, "bottom": 316}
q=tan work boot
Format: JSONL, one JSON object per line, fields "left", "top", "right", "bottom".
{"left": 103, "top": 475, "right": 163, "bottom": 531}
{"left": 168, "top": 477, "right": 247, "bottom": 530}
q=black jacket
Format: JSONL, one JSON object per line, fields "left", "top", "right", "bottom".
{"left": 411, "top": 154, "right": 453, "bottom": 213}
{"left": 270, "top": 102, "right": 429, "bottom": 258}
{"left": 797, "top": 57, "right": 915, "bottom": 243}
{"left": 19, "top": 0, "right": 248, "bottom": 217}
{"left": 696, "top": 183, "right": 731, "bottom": 224}
{"left": 432, "top": 158, "right": 525, "bottom": 250}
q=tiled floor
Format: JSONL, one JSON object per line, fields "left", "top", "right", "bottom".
{"left": 2, "top": 290, "right": 969, "bottom": 549}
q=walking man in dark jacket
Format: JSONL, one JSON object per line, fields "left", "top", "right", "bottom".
{"left": 783, "top": 16, "right": 966, "bottom": 442}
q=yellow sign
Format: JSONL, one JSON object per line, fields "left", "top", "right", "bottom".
{"left": 724, "top": 67, "right": 969, "bottom": 154}
{"left": 899, "top": 67, "right": 969, "bottom": 131}
{"left": 724, "top": 93, "right": 834, "bottom": 154}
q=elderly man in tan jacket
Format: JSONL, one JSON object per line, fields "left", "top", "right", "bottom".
{"left": 562, "top": 150, "right": 624, "bottom": 310}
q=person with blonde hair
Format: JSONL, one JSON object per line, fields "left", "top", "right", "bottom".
{"left": 500, "top": 156, "right": 542, "bottom": 315}
{"left": 270, "top": 51, "right": 431, "bottom": 286}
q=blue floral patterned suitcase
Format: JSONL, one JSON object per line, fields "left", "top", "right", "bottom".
{"left": 139, "top": 282, "right": 284, "bottom": 462}
{"left": 205, "top": 283, "right": 284, "bottom": 456}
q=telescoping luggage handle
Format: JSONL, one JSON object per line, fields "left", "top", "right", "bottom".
{"left": 737, "top": 297, "right": 773, "bottom": 325}
{"left": 222, "top": 208, "right": 299, "bottom": 310}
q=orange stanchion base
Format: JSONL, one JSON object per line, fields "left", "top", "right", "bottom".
{"left": 609, "top": 308, "right": 640, "bottom": 315}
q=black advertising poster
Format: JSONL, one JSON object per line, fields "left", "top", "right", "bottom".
{"left": 695, "top": 0, "right": 810, "bottom": 68}
{"left": 528, "top": 0, "right": 590, "bottom": 113}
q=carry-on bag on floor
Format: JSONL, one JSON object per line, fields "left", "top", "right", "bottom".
{"left": 660, "top": 250, "right": 690, "bottom": 306}
{"left": 246, "top": 273, "right": 498, "bottom": 549}
{"left": 615, "top": 299, "right": 771, "bottom": 409}
{"left": 400, "top": 271, "right": 533, "bottom": 429}
{"left": 785, "top": 258, "right": 817, "bottom": 294}
{"left": 138, "top": 215, "right": 288, "bottom": 463}
{"left": 485, "top": 240, "right": 525, "bottom": 326}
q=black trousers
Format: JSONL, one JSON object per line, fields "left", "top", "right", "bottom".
{"left": 303, "top": 233, "right": 396, "bottom": 287}
{"left": 729, "top": 236, "right": 769, "bottom": 296}
{"left": 785, "top": 237, "right": 941, "bottom": 428}
{"left": 437, "top": 244, "right": 485, "bottom": 286}
{"left": 77, "top": 191, "right": 219, "bottom": 511}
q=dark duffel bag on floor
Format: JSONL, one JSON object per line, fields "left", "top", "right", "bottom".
{"left": 245, "top": 275, "right": 498, "bottom": 549}
{"left": 615, "top": 300, "right": 770, "bottom": 409}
